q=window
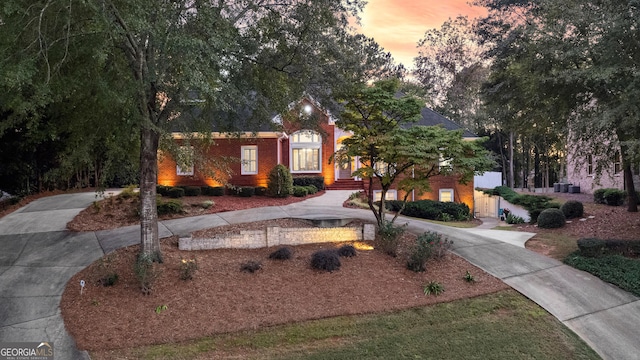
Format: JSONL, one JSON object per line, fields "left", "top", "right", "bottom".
{"left": 373, "top": 190, "right": 397, "bottom": 201}
{"left": 241, "top": 146, "right": 258, "bottom": 175}
{"left": 290, "top": 130, "right": 321, "bottom": 173}
{"left": 439, "top": 189, "right": 454, "bottom": 202}
{"left": 587, "top": 155, "right": 593, "bottom": 175}
{"left": 613, "top": 151, "right": 622, "bottom": 174}
{"left": 176, "top": 146, "right": 194, "bottom": 176}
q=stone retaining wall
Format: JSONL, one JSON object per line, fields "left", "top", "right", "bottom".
{"left": 179, "top": 224, "right": 376, "bottom": 251}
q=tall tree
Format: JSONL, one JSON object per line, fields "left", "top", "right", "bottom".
{"left": 333, "top": 79, "right": 494, "bottom": 227}
{"left": 1, "top": 0, "right": 394, "bottom": 261}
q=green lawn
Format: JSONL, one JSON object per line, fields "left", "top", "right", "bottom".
{"left": 94, "top": 290, "right": 600, "bottom": 360}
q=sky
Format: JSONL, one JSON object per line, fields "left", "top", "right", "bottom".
{"left": 358, "top": 0, "right": 487, "bottom": 70}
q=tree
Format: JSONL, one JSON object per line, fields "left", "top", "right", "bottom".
{"left": 414, "top": 16, "right": 489, "bottom": 133}
{"left": 332, "top": 79, "right": 495, "bottom": 227}
{"left": 1, "top": 0, "right": 398, "bottom": 261}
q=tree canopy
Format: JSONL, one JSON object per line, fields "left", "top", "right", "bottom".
{"left": 333, "top": 79, "right": 495, "bottom": 226}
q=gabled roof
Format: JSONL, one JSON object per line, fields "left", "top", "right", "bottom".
{"left": 413, "top": 107, "right": 478, "bottom": 138}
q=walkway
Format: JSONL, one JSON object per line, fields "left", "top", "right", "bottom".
{"left": 0, "top": 190, "right": 638, "bottom": 360}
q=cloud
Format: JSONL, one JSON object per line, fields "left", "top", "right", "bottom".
{"left": 360, "top": 0, "right": 487, "bottom": 69}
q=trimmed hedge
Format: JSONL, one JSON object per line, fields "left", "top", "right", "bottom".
{"left": 156, "top": 185, "right": 171, "bottom": 197}
{"left": 293, "top": 175, "right": 325, "bottom": 190}
{"left": 400, "top": 200, "right": 470, "bottom": 221}
{"left": 576, "top": 238, "right": 605, "bottom": 257}
{"left": 201, "top": 186, "right": 225, "bottom": 196}
{"left": 183, "top": 186, "right": 201, "bottom": 196}
{"left": 167, "top": 187, "right": 185, "bottom": 198}
{"left": 292, "top": 186, "right": 308, "bottom": 197}
{"left": 254, "top": 186, "right": 267, "bottom": 196}
{"left": 561, "top": 200, "right": 584, "bottom": 219}
{"left": 537, "top": 208, "right": 566, "bottom": 229}
{"left": 236, "top": 186, "right": 255, "bottom": 197}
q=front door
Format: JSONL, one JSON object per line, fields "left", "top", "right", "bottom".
{"left": 338, "top": 160, "right": 352, "bottom": 179}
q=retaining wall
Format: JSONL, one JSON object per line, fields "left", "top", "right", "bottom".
{"left": 179, "top": 224, "right": 376, "bottom": 251}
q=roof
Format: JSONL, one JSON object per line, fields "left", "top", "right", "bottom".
{"left": 413, "top": 107, "right": 478, "bottom": 138}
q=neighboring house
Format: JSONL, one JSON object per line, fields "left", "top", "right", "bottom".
{"left": 566, "top": 140, "right": 640, "bottom": 194}
{"left": 157, "top": 99, "right": 478, "bottom": 210}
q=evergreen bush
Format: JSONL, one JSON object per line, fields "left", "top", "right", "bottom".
{"left": 157, "top": 199, "right": 184, "bottom": 215}
{"left": 292, "top": 175, "right": 325, "bottom": 190}
{"left": 537, "top": 208, "right": 566, "bottom": 229}
{"left": 337, "top": 244, "right": 357, "bottom": 257}
{"left": 269, "top": 247, "right": 293, "bottom": 260}
{"left": 184, "top": 186, "right": 201, "bottom": 196}
{"left": 254, "top": 186, "right": 267, "bottom": 196}
{"left": 576, "top": 238, "right": 605, "bottom": 257}
{"left": 311, "top": 250, "right": 341, "bottom": 272}
{"left": 267, "top": 164, "right": 293, "bottom": 197}
{"left": 236, "top": 186, "right": 255, "bottom": 197}
{"left": 603, "top": 188, "right": 625, "bottom": 206}
{"left": 376, "top": 221, "right": 406, "bottom": 256}
{"left": 561, "top": 200, "right": 584, "bottom": 219}
{"left": 167, "top": 187, "right": 185, "bottom": 198}
{"left": 292, "top": 186, "right": 308, "bottom": 197}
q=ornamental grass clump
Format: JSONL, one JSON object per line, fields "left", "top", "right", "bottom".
{"left": 337, "top": 244, "right": 357, "bottom": 257}
{"left": 269, "top": 247, "right": 293, "bottom": 260}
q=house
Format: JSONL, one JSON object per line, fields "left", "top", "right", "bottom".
{"left": 157, "top": 99, "right": 477, "bottom": 210}
{"left": 565, "top": 137, "right": 640, "bottom": 194}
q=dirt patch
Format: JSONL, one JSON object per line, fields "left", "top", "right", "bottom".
{"left": 61, "top": 220, "right": 508, "bottom": 352}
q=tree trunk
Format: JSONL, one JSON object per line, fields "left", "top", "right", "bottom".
{"left": 509, "top": 131, "right": 515, "bottom": 188}
{"left": 624, "top": 164, "right": 638, "bottom": 212}
{"left": 140, "top": 126, "right": 162, "bottom": 261}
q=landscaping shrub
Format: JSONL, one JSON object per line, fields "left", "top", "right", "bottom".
{"left": 269, "top": 247, "right": 293, "bottom": 260}
{"left": 293, "top": 175, "right": 325, "bottom": 190}
{"left": 564, "top": 253, "right": 640, "bottom": 297}
{"left": 561, "top": 200, "right": 584, "bottom": 219}
{"left": 181, "top": 186, "right": 200, "bottom": 196}
{"left": 305, "top": 185, "right": 318, "bottom": 194}
{"left": 211, "top": 186, "right": 226, "bottom": 196}
{"left": 254, "top": 186, "right": 267, "bottom": 196}
{"left": 157, "top": 199, "right": 184, "bottom": 215}
{"left": 236, "top": 186, "right": 255, "bottom": 197}
{"left": 200, "top": 200, "right": 214, "bottom": 209}
{"left": 506, "top": 213, "right": 525, "bottom": 224}
{"left": 179, "top": 258, "right": 198, "bottom": 280}
{"left": 576, "top": 238, "right": 605, "bottom": 257}
{"left": 337, "top": 244, "right": 357, "bottom": 257}
{"left": 400, "top": 200, "right": 470, "bottom": 221}
{"left": 593, "top": 189, "right": 607, "bottom": 204}
{"left": 604, "top": 239, "right": 640, "bottom": 257}
{"left": 118, "top": 184, "right": 138, "bottom": 199}
{"left": 240, "top": 260, "right": 262, "bottom": 273}
{"left": 406, "top": 232, "right": 436, "bottom": 272}
{"left": 167, "top": 187, "right": 185, "bottom": 198}
{"left": 267, "top": 164, "right": 293, "bottom": 197}
{"left": 385, "top": 200, "right": 404, "bottom": 212}
{"left": 537, "top": 208, "right": 566, "bottom": 229}
{"left": 376, "top": 221, "right": 406, "bottom": 257}
{"left": 98, "top": 273, "right": 119, "bottom": 287}
{"left": 311, "top": 250, "right": 341, "bottom": 272}
{"left": 292, "top": 186, "right": 308, "bottom": 197}
{"left": 603, "top": 188, "right": 625, "bottom": 206}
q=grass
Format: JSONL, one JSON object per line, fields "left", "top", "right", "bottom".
{"left": 90, "top": 290, "right": 600, "bottom": 360}
{"left": 564, "top": 253, "right": 640, "bottom": 297}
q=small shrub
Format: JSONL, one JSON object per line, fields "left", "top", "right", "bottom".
{"left": 603, "top": 188, "right": 625, "bottom": 206}
{"left": 311, "top": 250, "right": 341, "bottom": 272}
{"left": 292, "top": 186, "right": 308, "bottom": 197}
{"left": 98, "top": 273, "right": 118, "bottom": 287}
{"left": 593, "top": 188, "right": 607, "bottom": 204}
{"left": 577, "top": 238, "right": 606, "bottom": 257}
{"left": 423, "top": 281, "right": 445, "bottom": 296}
{"left": 156, "top": 185, "right": 171, "bottom": 196}
{"left": 211, "top": 186, "right": 226, "bottom": 196}
{"left": 537, "top": 208, "right": 566, "bottom": 229}
{"left": 134, "top": 253, "right": 161, "bottom": 295}
{"left": 506, "top": 213, "right": 525, "bottom": 224}
{"left": 200, "top": 200, "right": 214, "bottom": 209}
{"left": 305, "top": 185, "right": 318, "bottom": 194}
{"left": 337, "top": 244, "right": 357, "bottom": 257}
{"left": 292, "top": 175, "right": 325, "bottom": 190}
{"left": 604, "top": 239, "right": 640, "bottom": 257}
{"left": 118, "top": 184, "right": 138, "bottom": 199}
{"left": 267, "top": 164, "right": 293, "bottom": 197}
{"left": 167, "top": 187, "right": 185, "bottom": 198}
{"left": 157, "top": 199, "right": 183, "bottom": 215}
{"left": 254, "top": 186, "right": 267, "bottom": 196}
{"left": 269, "top": 247, "right": 293, "bottom": 260}
{"left": 406, "top": 234, "right": 433, "bottom": 272}
{"left": 376, "top": 221, "right": 406, "bottom": 257}
{"left": 236, "top": 186, "right": 255, "bottom": 197}
{"left": 561, "top": 200, "right": 584, "bottom": 219}
{"left": 184, "top": 186, "right": 201, "bottom": 196}
{"left": 463, "top": 270, "right": 475, "bottom": 283}
{"left": 179, "top": 258, "right": 198, "bottom": 280}
{"left": 240, "top": 260, "right": 262, "bottom": 273}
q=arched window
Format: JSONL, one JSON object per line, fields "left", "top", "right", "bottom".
{"left": 290, "top": 130, "right": 321, "bottom": 173}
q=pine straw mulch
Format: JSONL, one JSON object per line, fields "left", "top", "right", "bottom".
{"left": 66, "top": 191, "right": 326, "bottom": 232}
{"left": 60, "top": 218, "right": 508, "bottom": 353}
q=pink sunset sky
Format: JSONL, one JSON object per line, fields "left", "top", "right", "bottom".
{"left": 358, "top": 0, "right": 487, "bottom": 69}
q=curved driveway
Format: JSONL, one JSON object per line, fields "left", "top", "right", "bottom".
{"left": 0, "top": 191, "right": 639, "bottom": 360}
